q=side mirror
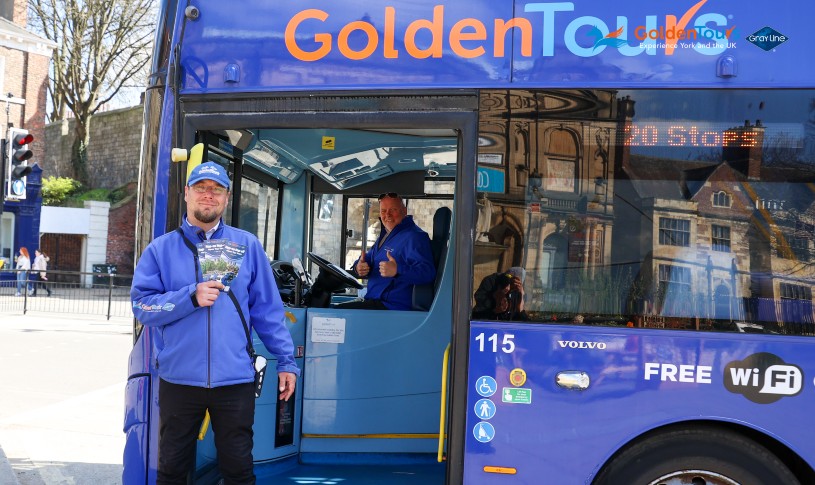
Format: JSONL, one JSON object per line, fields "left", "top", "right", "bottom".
{"left": 318, "top": 194, "right": 335, "bottom": 221}
{"left": 291, "top": 257, "right": 313, "bottom": 286}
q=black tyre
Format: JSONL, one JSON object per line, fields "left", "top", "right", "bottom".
{"left": 594, "top": 425, "right": 799, "bottom": 485}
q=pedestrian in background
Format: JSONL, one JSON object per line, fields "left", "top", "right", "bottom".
{"left": 31, "top": 249, "right": 51, "bottom": 297}
{"left": 14, "top": 247, "right": 30, "bottom": 297}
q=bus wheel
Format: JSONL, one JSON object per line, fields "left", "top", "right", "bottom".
{"left": 593, "top": 425, "right": 800, "bottom": 485}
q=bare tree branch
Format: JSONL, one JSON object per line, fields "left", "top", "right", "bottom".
{"left": 28, "top": 0, "right": 156, "bottom": 185}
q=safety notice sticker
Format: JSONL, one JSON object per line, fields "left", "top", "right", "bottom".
{"left": 502, "top": 387, "right": 531, "bottom": 404}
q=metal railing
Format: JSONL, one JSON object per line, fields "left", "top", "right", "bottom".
{"left": 0, "top": 269, "right": 133, "bottom": 320}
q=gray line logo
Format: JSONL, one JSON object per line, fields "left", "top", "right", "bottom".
{"left": 747, "top": 27, "right": 789, "bottom": 51}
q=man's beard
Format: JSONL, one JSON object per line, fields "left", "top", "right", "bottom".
{"left": 194, "top": 208, "right": 221, "bottom": 224}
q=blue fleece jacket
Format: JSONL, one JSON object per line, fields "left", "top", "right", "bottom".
{"left": 130, "top": 218, "right": 299, "bottom": 387}
{"left": 359, "top": 216, "right": 435, "bottom": 310}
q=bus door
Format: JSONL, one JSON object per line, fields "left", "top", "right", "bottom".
{"left": 187, "top": 132, "right": 308, "bottom": 469}
{"left": 174, "top": 94, "right": 479, "bottom": 483}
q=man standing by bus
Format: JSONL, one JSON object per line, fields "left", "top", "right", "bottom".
{"left": 340, "top": 192, "right": 436, "bottom": 310}
{"left": 130, "top": 162, "right": 299, "bottom": 485}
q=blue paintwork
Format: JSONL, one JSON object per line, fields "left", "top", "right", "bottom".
{"left": 123, "top": 330, "right": 152, "bottom": 485}
{"left": 465, "top": 321, "right": 815, "bottom": 483}
{"left": 150, "top": 90, "right": 175, "bottom": 241}
{"left": 1, "top": 165, "right": 43, "bottom": 281}
{"left": 176, "top": 0, "right": 813, "bottom": 93}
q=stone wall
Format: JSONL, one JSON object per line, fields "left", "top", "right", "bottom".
{"left": 43, "top": 105, "right": 143, "bottom": 189}
{"left": 106, "top": 190, "right": 137, "bottom": 276}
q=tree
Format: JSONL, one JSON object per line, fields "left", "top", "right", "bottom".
{"left": 28, "top": 0, "right": 155, "bottom": 186}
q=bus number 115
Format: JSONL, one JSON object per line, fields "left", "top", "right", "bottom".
{"left": 475, "top": 333, "right": 515, "bottom": 353}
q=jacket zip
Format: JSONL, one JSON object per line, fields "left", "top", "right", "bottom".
{"left": 207, "top": 306, "right": 212, "bottom": 387}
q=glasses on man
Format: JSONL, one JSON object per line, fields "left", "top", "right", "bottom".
{"left": 378, "top": 192, "right": 399, "bottom": 200}
{"left": 191, "top": 184, "right": 228, "bottom": 196}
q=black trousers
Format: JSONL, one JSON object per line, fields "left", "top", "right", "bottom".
{"left": 157, "top": 379, "right": 256, "bottom": 485}
{"left": 31, "top": 275, "right": 50, "bottom": 296}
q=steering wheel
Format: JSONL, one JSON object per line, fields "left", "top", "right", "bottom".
{"left": 307, "top": 252, "right": 363, "bottom": 289}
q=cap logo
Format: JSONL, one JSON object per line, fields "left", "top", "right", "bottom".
{"left": 199, "top": 166, "right": 220, "bottom": 175}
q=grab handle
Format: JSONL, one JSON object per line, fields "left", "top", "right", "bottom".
{"left": 437, "top": 343, "right": 451, "bottom": 462}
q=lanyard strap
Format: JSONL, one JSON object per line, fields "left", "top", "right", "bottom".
{"left": 175, "top": 228, "right": 255, "bottom": 359}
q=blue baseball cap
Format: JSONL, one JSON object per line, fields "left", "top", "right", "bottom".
{"left": 187, "top": 162, "right": 231, "bottom": 190}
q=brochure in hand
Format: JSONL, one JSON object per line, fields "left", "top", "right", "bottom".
{"left": 196, "top": 239, "right": 247, "bottom": 291}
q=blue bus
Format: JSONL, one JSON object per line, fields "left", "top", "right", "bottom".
{"left": 124, "top": 0, "right": 815, "bottom": 483}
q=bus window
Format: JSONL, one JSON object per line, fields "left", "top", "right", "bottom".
{"left": 224, "top": 177, "right": 280, "bottom": 256}
{"left": 473, "top": 88, "right": 815, "bottom": 336}
{"left": 310, "top": 191, "right": 455, "bottom": 306}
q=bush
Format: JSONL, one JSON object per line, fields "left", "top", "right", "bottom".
{"left": 77, "top": 188, "right": 111, "bottom": 202}
{"left": 41, "top": 178, "right": 135, "bottom": 207}
{"left": 41, "top": 176, "right": 81, "bottom": 205}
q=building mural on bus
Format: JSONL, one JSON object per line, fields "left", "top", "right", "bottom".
{"left": 474, "top": 89, "right": 815, "bottom": 333}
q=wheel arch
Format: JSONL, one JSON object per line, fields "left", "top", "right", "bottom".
{"left": 591, "top": 419, "right": 815, "bottom": 485}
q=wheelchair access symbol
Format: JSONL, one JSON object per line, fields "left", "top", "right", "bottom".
{"left": 476, "top": 376, "right": 497, "bottom": 397}
{"left": 473, "top": 421, "right": 495, "bottom": 443}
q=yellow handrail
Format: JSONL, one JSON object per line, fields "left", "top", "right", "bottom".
{"left": 437, "top": 343, "right": 451, "bottom": 462}
{"left": 198, "top": 410, "right": 210, "bottom": 441}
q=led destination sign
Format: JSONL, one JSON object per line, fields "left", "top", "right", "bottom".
{"left": 622, "top": 122, "right": 763, "bottom": 148}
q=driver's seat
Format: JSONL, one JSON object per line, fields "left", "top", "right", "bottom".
{"left": 412, "top": 206, "right": 452, "bottom": 311}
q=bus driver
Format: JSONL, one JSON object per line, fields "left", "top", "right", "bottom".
{"left": 338, "top": 193, "right": 436, "bottom": 310}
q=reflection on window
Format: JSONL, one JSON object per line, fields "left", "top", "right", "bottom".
{"left": 542, "top": 128, "right": 578, "bottom": 193}
{"left": 789, "top": 237, "right": 811, "bottom": 262}
{"left": 713, "top": 191, "right": 731, "bottom": 208}
{"left": 781, "top": 283, "right": 812, "bottom": 301}
{"left": 659, "top": 265, "right": 691, "bottom": 290}
{"left": 659, "top": 218, "right": 690, "bottom": 247}
{"left": 224, "top": 178, "right": 278, "bottom": 255}
{"left": 712, "top": 225, "right": 731, "bottom": 252}
{"left": 311, "top": 194, "right": 345, "bottom": 273}
{"left": 475, "top": 89, "right": 815, "bottom": 335}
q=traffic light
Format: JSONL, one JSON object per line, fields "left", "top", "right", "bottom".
{"left": 5, "top": 128, "right": 33, "bottom": 200}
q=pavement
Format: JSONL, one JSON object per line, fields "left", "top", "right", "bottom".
{"left": 0, "top": 444, "right": 17, "bottom": 485}
{"left": 0, "top": 311, "right": 133, "bottom": 485}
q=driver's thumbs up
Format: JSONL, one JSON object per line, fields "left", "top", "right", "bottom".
{"left": 356, "top": 252, "right": 370, "bottom": 277}
{"left": 379, "top": 250, "right": 398, "bottom": 278}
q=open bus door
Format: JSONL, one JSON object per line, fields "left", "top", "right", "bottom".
{"left": 126, "top": 93, "right": 479, "bottom": 485}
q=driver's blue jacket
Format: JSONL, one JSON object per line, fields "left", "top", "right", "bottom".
{"left": 131, "top": 218, "right": 299, "bottom": 387}
{"left": 359, "top": 216, "right": 435, "bottom": 310}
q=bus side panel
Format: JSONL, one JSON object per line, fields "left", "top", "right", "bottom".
{"left": 464, "top": 322, "right": 815, "bottom": 483}
{"left": 123, "top": 330, "right": 154, "bottom": 485}
{"left": 123, "top": 376, "right": 150, "bottom": 485}
{"left": 302, "top": 308, "right": 451, "bottom": 450}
